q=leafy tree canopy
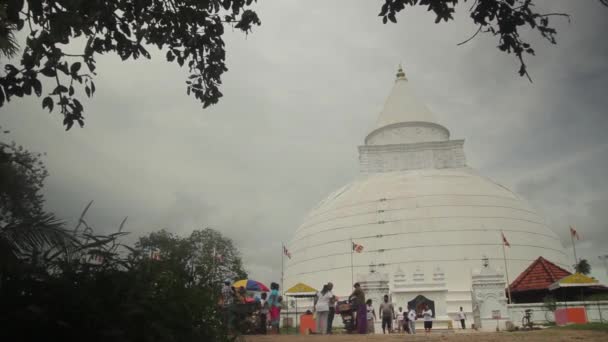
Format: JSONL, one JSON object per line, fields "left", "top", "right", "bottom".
{"left": 1, "top": 207, "right": 241, "bottom": 341}
{"left": 378, "top": 0, "right": 585, "bottom": 81}
{"left": 0, "top": 0, "right": 260, "bottom": 129}
{"left": 575, "top": 258, "right": 591, "bottom": 275}
{"left": 2, "top": 1, "right": 607, "bottom": 130}
{"left": 136, "top": 228, "right": 247, "bottom": 288}
{"left": 0, "top": 128, "right": 70, "bottom": 263}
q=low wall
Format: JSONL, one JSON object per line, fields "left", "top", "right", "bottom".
{"left": 508, "top": 300, "right": 608, "bottom": 326}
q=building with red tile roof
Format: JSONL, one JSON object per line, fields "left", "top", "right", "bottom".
{"left": 509, "top": 256, "right": 572, "bottom": 303}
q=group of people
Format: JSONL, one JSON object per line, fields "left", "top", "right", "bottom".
{"left": 258, "top": 282, "right": 283, "bottom": 334}
{"left": 222, "top": 279, "right": 468, "bottom": 335}
{"left": 220, "top": 283, "right": 250, "bottom": 305}
{"left": 220, "top": 281, "right": 283, "bottom": 334}
{"left": 312, "top": 282, "right": 337, "bottom": 334}
{"left": 364, "top": 296, "right": 434, "bottom": 335}
{"left": 310, "top": 282, "right": 423, "bottom": 335}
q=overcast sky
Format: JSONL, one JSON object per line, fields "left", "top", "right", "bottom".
{"left": 3, "top": 0, "right": 608, "bottom": 285}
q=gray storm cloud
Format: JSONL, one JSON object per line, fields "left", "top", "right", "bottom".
{"left": 2, "top": 0, "right": 607, "bottom": 284}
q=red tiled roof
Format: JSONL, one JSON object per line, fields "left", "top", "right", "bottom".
{"left": 509, "top": 257, "right": 572, "bottom": 293}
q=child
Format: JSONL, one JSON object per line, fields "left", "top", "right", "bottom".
{"left": 366, "top": 299, "right": 376, "bottom": 334}
{"left": 259, "top": 292, "right": 268, "bottom": 334}
{"left": 396, "top": 307, "right": 404, "bottom": 333}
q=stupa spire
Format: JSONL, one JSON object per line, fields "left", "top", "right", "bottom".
{"left": 373, "top": 64, "right": 438, "bottom": 130}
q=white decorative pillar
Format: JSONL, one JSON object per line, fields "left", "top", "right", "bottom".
{"left": 357, "top": 265, "right": 389, "bottom": 334}
{"left": 471, "top": 256, "right": 510, "bottom": 331}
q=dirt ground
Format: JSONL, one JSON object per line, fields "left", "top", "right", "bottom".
{"left": 244, "top": 329, "right": 607, "bottom": 342}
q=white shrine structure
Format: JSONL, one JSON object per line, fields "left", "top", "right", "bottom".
{"left": 471, "top": 256, "right": 510, "bottom": 330}
{"left": 283, "top": 66, "right": 570, "bottom": 322}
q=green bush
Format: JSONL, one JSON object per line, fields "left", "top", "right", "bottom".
{"left": 0, "top": 227, "right": 240, "bottom": 342}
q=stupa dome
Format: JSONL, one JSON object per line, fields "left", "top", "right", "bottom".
{"left": 283, "top": 66, "right": 569, "bottom": 315}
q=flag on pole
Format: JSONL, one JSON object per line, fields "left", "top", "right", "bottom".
{"left": 352, "top": 242, "right": 364, "bottom": 253}
{"left": 89, "top": 253, "right": 104, "bottom": 265}
{"left": 283, "top": 245, "right": 291, "bottom": 259}
{"left": 570, "top": 226, "right": 580, "bottom": 240}
{"left": 501, "top": 232, "right": 510, "bottom": 247}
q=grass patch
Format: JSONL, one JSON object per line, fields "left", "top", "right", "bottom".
{"left": 552, "top": 323, "right": 608, "bottom": 332}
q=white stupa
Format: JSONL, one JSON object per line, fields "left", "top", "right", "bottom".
{"left": 283, "top": 66, "right": 569, "bottom": 317}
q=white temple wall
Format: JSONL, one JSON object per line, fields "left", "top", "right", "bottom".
{"left": 285, "top": 253, "right": 569, "bottom": 304}
{"left": 392, "top": 291, "right": 448, "bottom": 318}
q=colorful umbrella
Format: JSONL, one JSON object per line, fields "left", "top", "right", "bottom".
{"left": 233, "top": 279, "right": 269, "bottom": 292}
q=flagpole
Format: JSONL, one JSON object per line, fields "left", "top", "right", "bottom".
{"left": 212, "top": 246, "right": 216, "bottom": 287}
{"left": 281, "top": 242, "right": 284, "bottom": 295}
{"left": 501, "top": 232, "right": 512, "bottom": 304}
{"left": 350, "top": 238, "right": 354, "bottom": 285}
{"left": 571, "top": 231, "right": 578, "bottom": 271}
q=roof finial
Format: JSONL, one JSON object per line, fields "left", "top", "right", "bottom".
{"left": 396, "top": 63, "right": 407, "bottom": 81}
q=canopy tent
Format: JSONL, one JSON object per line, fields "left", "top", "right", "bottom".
{"left": 233, "top": 279, "right": 269, "bottom": 292}
{"left": 285, "top": 283, "right": 318, "bottom": 334}
{"left": 285, "top": 282, "right": 318, "bottom": 297}
{"left": 549, "top": 273, "right": 599, "bottom": 290}
{"left": 549, "top": 273, "right": 607, "bottom": 302}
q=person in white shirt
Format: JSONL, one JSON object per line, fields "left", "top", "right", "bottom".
{"left": 407, "top": 306, "right": 417, "bottom": 334}
{"left": 366, "top": 299, "right": 376, "bottom": 333}
{"left": 326, "top": 282, "right": 336, "bottom": 334}
{"left": 396, "top": 307, "right": 404, "bottom": 333}
{"left": 259, "top": 292, "right": 268, "bottom": 334}
{"left": 422, "top": 304, "right": 433, "bottom": 335}
{"left": 314, "top": 284, "right": 333, "bottom": 334}
{"left": 458, "top": 306, "right": 467, "bottom": 329}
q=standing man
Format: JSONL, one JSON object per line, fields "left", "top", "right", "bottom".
{"left": 407, "top": 306, "right": 417, "bottom": 334}
{"left": 458, "top": 307, "right": 467, "bottom": 329}
{"left": 326, "top": 282, "right": 336, "bottom": 334}
{"left": 379, "top": 295, "right": 395, "bottom": 334}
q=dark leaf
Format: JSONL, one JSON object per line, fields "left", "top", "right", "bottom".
{"left": 40, "top": 68, "right": 56, "bottom": 77}
{"left": 42, "top": 97, "right": 54, "bottom": 112}
{"left": 52, "top": 85, "right": 68, "bottom": 94}
{"left": 32, "top": 79, "right": 42, "bottom": 96}
{"left": 73, "top": 99, "right": 83, "bottom": 111}
{"left": 70, "top": 62, "right": 82, "bottom": 75}
{"left": 64, "top": 117, "right": 74, "bottom": 130}
{"left": 166, "top": 50, "right": 175, "bottom": 62}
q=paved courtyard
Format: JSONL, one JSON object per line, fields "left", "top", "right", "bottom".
{"left": 244, "top": 329, "right": 607, "bottom": 342}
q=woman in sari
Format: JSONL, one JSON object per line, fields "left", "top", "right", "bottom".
{"left": 349, "top": 282, "right": 367, "bottom": 334}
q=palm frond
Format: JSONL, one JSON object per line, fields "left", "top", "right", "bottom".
{"left": 0, "top": 212, "right": 73, "bottom": 259}
{"left": 0, "top": 11, "right": 19, "bottom": 59}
